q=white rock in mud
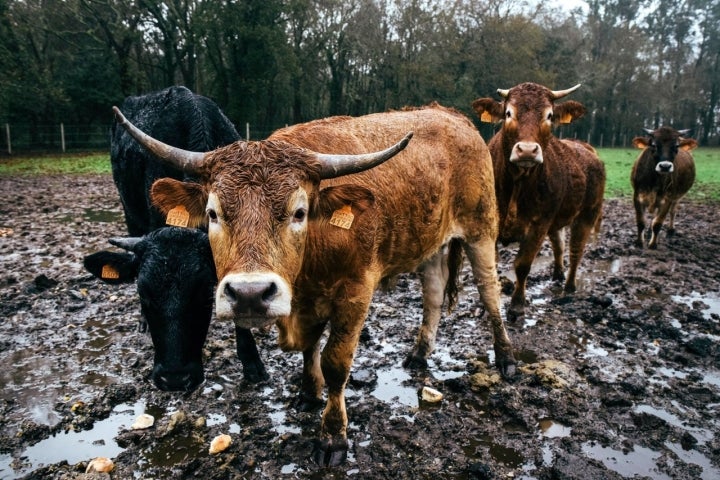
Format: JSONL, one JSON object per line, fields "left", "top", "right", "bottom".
{"left": 209, "top": 433, "right": 232, "bottom": 454}
{"left": 131, "top": 413, "right": 155, "bottom": 430}
{"left": 86, "top": 456, "right": 114, "bottom": 473}
{"left": 421, "top": 386, "right": 443, "bottom": 403}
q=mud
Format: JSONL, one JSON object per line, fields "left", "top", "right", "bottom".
{"left": 1, "top": 173, "right": 719, "bottom": 479}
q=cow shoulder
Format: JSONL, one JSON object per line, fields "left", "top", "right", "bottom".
{"left": 151, "top": 178, "right": 208, "bottom": 228}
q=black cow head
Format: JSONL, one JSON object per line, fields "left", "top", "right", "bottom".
{"left": 632, "top": 127, "right": 698, "bottom": 174}
{"left": 84, "top": 227, "right": 216, "bottom": 392}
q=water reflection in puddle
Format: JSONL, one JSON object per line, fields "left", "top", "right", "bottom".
{"left": 538, "top": 418, "right": 572, "bottom": 438}
{"left": 671, "top": 291, "right": 720, "bottom": 319}
{"left": 582, "top": 442, "right": 672, "bottom": 480}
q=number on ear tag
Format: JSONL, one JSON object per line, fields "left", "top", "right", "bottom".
{"left": 329, "top": 205, "right": 354, "bottom": 230}
{"left": 166, "top": 205, "right": 190, "bottom": 227}
{"left": 101, "top": 264, "right": 120, "bottom": 280}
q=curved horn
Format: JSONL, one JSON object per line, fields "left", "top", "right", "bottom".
{"left": 677, "top": 129, "right": 691, "bottom": 136}
{"left": 316, "top": 132, "right": 414, "bottom": 179}
{"left": 112, "top": 106, "right": 206, "bottom": 174}
{"left": 643, "top": 128, "right": 655, "bottom": 135}
{"left": 109, "top": 236, "right": 143, "bottom": 252}
{"left": 497, "top": 88, "right": 510, "bottom": 98}
{"left": 550, "top": 84, "right": 581, "bottom": 100}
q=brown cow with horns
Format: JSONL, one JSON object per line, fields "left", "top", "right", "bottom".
{"left": 472, "top": 83, "right": 606, "bottom": 321}
{"left": 112, "top": 103, "right": 516, "bottom": 466}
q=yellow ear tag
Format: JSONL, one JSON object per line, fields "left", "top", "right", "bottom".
{"left": 480, "top": 111, "right": 494, "bottom": 123}
{"left": 101, "top": 264, "right": 120, "bottom": 280}
{"left": 559, "top": 113, "right": 573, "bottom": 124}
{"left": 166, "top": 205, "right": 190, "bottom": 227}
{"left": 329, "top": 205, "right": 354, "bottom": 230}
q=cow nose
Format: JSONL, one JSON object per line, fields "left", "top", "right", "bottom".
{"left": 510, "top": 142, "right": 543, "bottom": 165}
{"left": 224, "top": 280, "right": 278, "bottom": 315}
{"left": 656, "top": 161, "right": 674, "bottom": 173}
{"left": 152, "top": 364, "right": 204, "bottom": 392}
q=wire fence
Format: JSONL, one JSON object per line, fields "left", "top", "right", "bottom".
{"left": 0, "top": 122, "right": 281, "bottom": 156}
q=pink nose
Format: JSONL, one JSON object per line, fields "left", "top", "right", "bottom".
{"left": 511, "top": 142, "right": 542, "bottom": 162}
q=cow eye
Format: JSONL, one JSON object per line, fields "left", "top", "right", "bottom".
{"left": 207, "top": 208, "right": 218, "bottom": 223}
{"left": 293, "top": 208, "right": 307, "bottom": 223}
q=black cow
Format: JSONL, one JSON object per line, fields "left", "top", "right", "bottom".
{"left": 84, "top": 227, "right": 268, "bottom": 391}
{"left": 631, "top": 126, "right": 697, "bottom": 249}
{"left": 111, "top": 86, "right": 240, "bottom": 236}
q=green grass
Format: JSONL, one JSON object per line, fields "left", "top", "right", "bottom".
{"left": 0, "top": 152, "right": 111, "bottom": 176}
{"left": 1, "top": 148, "right": 719, "bottom": 201}
{"left": 598, "top": 147, "right": 720, "bottom": 201}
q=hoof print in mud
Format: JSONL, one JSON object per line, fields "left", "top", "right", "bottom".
{"left": 312, "top": 438, "right": 348, "bottom": 467}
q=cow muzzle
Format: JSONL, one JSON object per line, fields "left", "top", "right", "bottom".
{"left": 215, "top": 272, "right": 292, "bottom": 329}
{"left": 510, "top": 142, "right": 543, "bottom": 167}
{"left": 655, "top": 161, "right": 674, "bottom": 174}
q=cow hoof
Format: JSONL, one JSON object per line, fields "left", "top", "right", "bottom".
{"left": 667, "top": 228, "right": 676, "bottom": 238}
{"left": 296, "top": 393, "right": 324, "bottom": 412}
{"left": 648, "top": 243, "right": 658, "bottom": 250}
{"left": 402, "top": 354, "right": 429, "bottom": 369}
{"left": 243, "top": 364, "right": 269, "bottom": 383}
{"left": 495, "top": 350, "right": 517, "bottom": 379}
{"left": 507, "top": 305, "right": 525, "bottom": 322}
{"left": 312, "top": 438, "right": 348, "bottom": 467}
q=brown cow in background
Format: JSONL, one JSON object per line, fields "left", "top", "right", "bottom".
{"left": 631, "top": 126, "right": 697, "bottom": 249}
{"left": 113, "top": 104, "right": 516, "bottom": 467}
{"left": 472, "top": 82, "right": 606, "bottom": 321}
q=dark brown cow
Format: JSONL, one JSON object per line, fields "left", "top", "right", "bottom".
{"left": 112, "top": 104, "right": 516, "bottom": 466}
{"left": 631, "top": 126, "right": 697, "bottom": 249}
{"left": 472, "top": 83, "right": 606, "bottom": 321}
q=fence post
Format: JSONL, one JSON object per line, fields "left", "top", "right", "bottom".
{"left": 5, "top": 123, "right": 10, "bottom": 155}
{"left": 60, "top": 123, "right": 66, "bottom": 152}
{"left": 245, "top": 122, "right": 250, "bottom": 141}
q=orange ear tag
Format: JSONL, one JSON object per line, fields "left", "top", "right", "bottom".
{"left": 329, "top": 205, "right": 354, "bottom": 230}
{"left": 559, "top": 113, "right": 573, "bottom": 124}
{"left": 101, "top": 264, "right": 120, "bottom": 280}
{"left": 480, "top": 111, "right": 494, "bottom": 123}
{"left": 166, "top": 205, "right": 190, "bottom": 227}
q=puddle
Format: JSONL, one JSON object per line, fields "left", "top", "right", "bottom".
{"left": 371, "top": 366, "right": 417, "bottom": 409}
{"left": 538, "top": 418, "right": 572, "bottom": 438}
{"left": 0, "top": 401, "right": 144, "bottom": 479}
{"left": 60, "top": 208, "right": 123, "bottom": 224}
{"left": 671, "top": 291, "right": 720, "bottom": 319}
{"left": 569, "top": 335, "right": 609, "bottom": 358}
{"left": 582, "top": 441, "right": 672, "bottom": 480}
{"left": 462, "top": 434, "right": 524, "bottom": 468}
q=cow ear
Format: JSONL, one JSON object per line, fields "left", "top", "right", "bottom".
{"left": 679, "top": 138, "right": 698, "bottom": 151}
{"left": 83, "top": 251, "right": 139, "bottom": 284}
{"left": 632, "top": 137, "right": 650, "bottom": 149}
{"left": 471, "top": 98, "right": 504, "bottom": 123}
{"left": 151, "top": 178, "right": 208, "bottom": 228}
{"left": 553, "top": 100, "right": 586, "bottom": 124}
{"left": 316, "top": 184, "right": 375, "bottom": 219}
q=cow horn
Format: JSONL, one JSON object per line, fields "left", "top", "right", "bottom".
{"left": 497, "top": 88, "right": 510, "bottom": 98}
{"left": 112, "top": 106, "right": 206, "bottom": 174}
{"left": 109, "top": 236, "right": 143, "bottom": 252}
{"left": 316, "top": 132, "right": 414, "bottom": 179}
{"left": 677, "top": 129, "right": 691, "bottom": 136}
{"left": 550, "top": 84, "right": 581, "bottom": 99}
{"left": 643, "top": 128, "right": 655, "bottom": 135}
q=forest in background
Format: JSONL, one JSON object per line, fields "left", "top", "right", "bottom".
{"left": 1, "top": 0, "right": 718, "bottom": 148}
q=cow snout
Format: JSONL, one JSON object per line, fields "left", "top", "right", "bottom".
{"left": 152, "top": 363, "right": 204, "bottom": 392}
{"left": 510, "top": 142, "right": 543, "bottom": 166}
{"left": 655, "top": 161, "right": 674, "bottom": 173}
{"left": 215, "top": 272, "right": 293, "bottom": 328}
{"left": 224, "top": 280, "right": 277, "bottom": 314}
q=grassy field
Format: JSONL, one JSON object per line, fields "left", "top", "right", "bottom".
{"left": 1, "top": 148, "right": 719, "bottom": 201}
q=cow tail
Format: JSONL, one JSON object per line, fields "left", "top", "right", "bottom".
{"left": 444, "top": 239, "right": 464, "bottom": 312}
{"left": 592, "top": 208, "right": 603, "bottom": 242}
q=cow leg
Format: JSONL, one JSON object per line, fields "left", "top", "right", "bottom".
{"left": 633, "top": 193, "right": 646, "bottom": 248}
{"left": 276, "top": 317, "right": 327, "bottom": 410}
{"left": 404, "top": 250, "right": 447, "bottom": 369}
{"left": 564, "top": 216, "right": 596, "bottom": 293}
{"left": 548, "top": 229, "right": 565, "bottom": 282}
{"left": 314, "top": 287, "right": 374, "bottom": 467}
{"left": 666, "top": 201, "right": 679, "bottom": 239}
{"left": 464, "top": 239, "right": 516, "bottom": 379}
{"left": 235, "top": 326, "right": 268, "bottom": 383}
{"left": 649, "top": 199, "right": 675, "bottom": 249}
{"left": 509, "top": 233, "right": 545, "bottom": 322}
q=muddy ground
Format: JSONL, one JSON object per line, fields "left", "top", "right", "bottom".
{"left": 1, "top": 173, "right": 719, "bottom": 480}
